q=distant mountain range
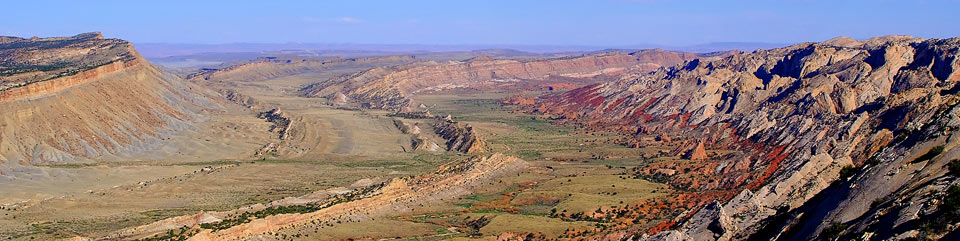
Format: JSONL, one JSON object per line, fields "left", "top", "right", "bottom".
{"left": 135, "top": 41, "right": 790, "bottom": 59}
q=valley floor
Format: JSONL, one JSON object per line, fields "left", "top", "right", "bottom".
{"left": 1, "top": 68, "right": 703, "bottom": 241}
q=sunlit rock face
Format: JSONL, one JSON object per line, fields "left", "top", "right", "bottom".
{"left": 539, "top": 36, "right": 960, "bottom": 240}
{"left": 0, "top": 33, "right": 216, "bottom": 167}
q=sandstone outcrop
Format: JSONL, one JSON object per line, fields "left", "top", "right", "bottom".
{"left": 393, "top": 119, "right": 422, "bottom": 135}
{"left": 0, "top": 33, "right": 215, "bottom": 169}
{"left": 537, "top": 36, "right": 960, "bottom": 240}
{"left": 411, "top": 135, "right": 443, "bottom": 152}
{"left": 110, "top": 153, "right": 527, "bottom": 240}
{"left": 394, "top": 119, "right": 448, "bottom": 153}
{"left": 0, "top": 32, "right": 137, "bottom": 92}
{"left": 257, "top": 108, "right": 292, "bottom": 140}
{"left": 301, "top": 50, "right": 724, "bottom": 110}
{"left": 219, "top": 89, "right": 261, "bottom": 109}
{"left": 681, "top": 141, "right": 708, "bottom": 160}
{"left": 253, "top": 108, "right": 305, "bottom": 157}
{"left": 434, "top": 118, "right": 488, "bottom": 154}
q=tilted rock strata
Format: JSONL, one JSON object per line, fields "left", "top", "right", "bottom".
{"left": 114, "top": 153, "right": 526, "bottom": 241}
{"left": 538, "top": 36, "right": 960, "bottom": 240}
{"left": 0, "top": 33, "right": 215, "bottom": 167}
{"left": 681, "top": 141, "right": 708, "bottom": 160}
{"left": 411, "top": 134, "right": 443, "bottom": 152}
{"left": 393, "top": 119, "right": 443, "bottom": 152}
{"left": 393, "top": 119, "right": 422, "bottom": 135}
{"left": 301, "top": 50, "right": 720, "bottom": 109}
{"left": 434, "top": 118, "right": 488, "bottom": 154}
{"left": 253, "top": 108, "right": 314, "bottom": 157}
{"left": 257, "top": 108, "right": 293, "bottom": 140}
{"left": 0, "top": 32, "right": 137, "bottom": 91}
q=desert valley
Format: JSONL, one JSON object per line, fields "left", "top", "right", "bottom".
{"left": 2, "top": 1, "right": 960, "bottom": 241}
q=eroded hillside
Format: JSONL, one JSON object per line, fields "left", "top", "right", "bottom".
{"left": 0, "top": 33, "right": 216, "bottom": 167}
{"left": 300, "top": 50, "right": 721, "bottom": 110}
{"left": 529, "top": 36, "right": 960, "bottom": 240}
{"left": 8, "top": 31, "right": 960, "bottom": 241}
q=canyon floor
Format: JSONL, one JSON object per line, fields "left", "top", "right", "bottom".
{"left": 0, "top": 55, "right": 695, "bottom": 240}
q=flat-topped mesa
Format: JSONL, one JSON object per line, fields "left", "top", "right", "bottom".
{"left": 300, "top": 50, "right": 723, "bottom": 110}
{"left": 538, "top": 36, "right": 960, "bottom": 240}
{"left": 105, "top": 153, "right": 526, "bottom": 240}
{"left": 0, "top": 33, "right": 213, "bottom": 166}
{"left": 0, "top": 32, "right": 141, "bottom": 97}
{"left": 185, "top": 55, "right": 417, "bottom": 82}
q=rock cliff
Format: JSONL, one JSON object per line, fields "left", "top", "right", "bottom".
{"left": 0, "top": 32, "right": 137, "bottom": 92}
{"left": 434, "top": 118, "right": 488, "bottom": 154}
{"left": 0, "top": 33, "right": 215, "bottom": 169}
{"left": 536, "top": 36, "right": 960, "bottom": 240}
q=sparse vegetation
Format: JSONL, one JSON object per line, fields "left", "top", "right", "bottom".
{"left": 134, "top": 226, "right": 197, "bottom": 241}
{"left": 199, "top": 182, "right": 385, "bottom": 231}
{"left": 819, "top": 222, "right": 847, "bottom": 240}
{"left": 870, "top": 196, "right": 889, "bottom": 209}
{"left": 913, "top": 145, "right": 945, "bottom": 163}
{"left": 948, "top": 159, "right": 960, "bottom": 176}
{"left": 865, "top": 156, "right": 881, "bottom": 166}
{"left": 915, "top": 185, "right": 960, "bottom": 239}
{"left": 838, "top": 165, "right": 858, "bottom": 180}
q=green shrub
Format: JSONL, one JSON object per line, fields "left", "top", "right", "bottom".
{"left": 870, "top": 196, "right": 889, "bottom": 209}
{"left": 838, "top": 165, "right": 858, "bottom": 180}
{"left": 820, "top": 222, "right": 848, "bottom": 240}
{"left": 943, "top": 185, "right": 960, "bottom": 216}
{"left": 865, "top": 156, "right": 880, "bottom": 166}
{"left": 913, "top": 145, "right": 945, "bottom": 163}
{"left": 948, "top": 159, "right": 960, "bottom": 176}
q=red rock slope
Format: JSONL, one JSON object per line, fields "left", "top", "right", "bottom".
{"left": 538, "top": 36, "right": 960, "bottom": 240}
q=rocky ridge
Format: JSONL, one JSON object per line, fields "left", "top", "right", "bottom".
{"left": 0, "top": 33, "right": 216, "bottom": 169}
{"left": 300, "top": 50, "right": 721, "bottom": 110}
{"left": 101, "top": 153, "right": 527, "bottom": 240}
{"left": 434, "top": 118, "right": 488, "bottom": 154}
{"left": 532, "top": 36, "right": 960, "bottom": 240}
{"left": 392, "top": 114, "right": 487, "bottom": 154}
{"left": 0, "top": 32, "right": 137, "bottom": 92}
{"left": 186, "top": 55, "right": 417, "bottom": 83}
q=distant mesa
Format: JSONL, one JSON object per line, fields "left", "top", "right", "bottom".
{"left": 1, "top": 32, "right": 138, "bottom": 96}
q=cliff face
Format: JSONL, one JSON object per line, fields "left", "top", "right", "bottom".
{"left": 300, "top": 50, "right": 717, "bottom": 109}
{"left": 0, "top": 33, "right": 214, "bottom": 169}
{"left": 434, "top": 118, "right": 488, "bottom": 154}
{"left": 0, "top": 32, "right": 137, "bottom": 91}
{"left": 537, "top": 36, "right": 960, "bottom": 240}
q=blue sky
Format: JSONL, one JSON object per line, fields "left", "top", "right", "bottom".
{"left": 2, "top": 0, "right": 958, "bottom": 46}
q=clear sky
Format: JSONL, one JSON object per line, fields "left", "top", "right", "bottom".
{"left": 2, "top": 0, "right": 958, "bottom": 47}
